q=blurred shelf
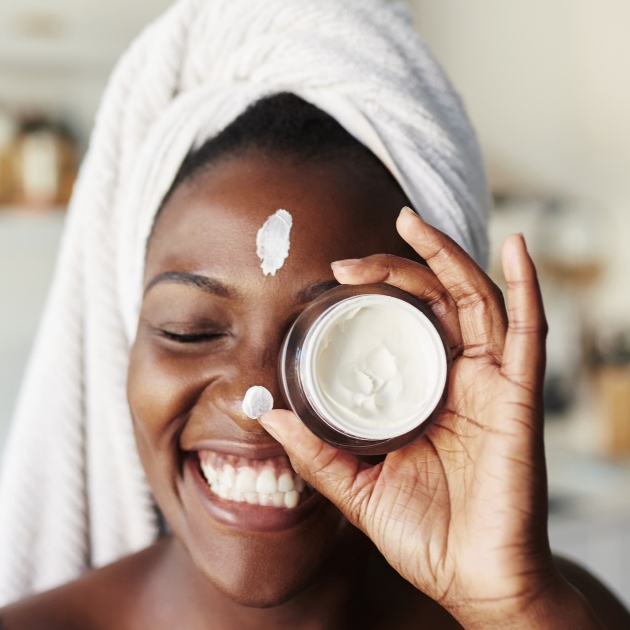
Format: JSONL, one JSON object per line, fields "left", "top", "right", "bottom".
{"left": 0, "top": 0, "right": 175, "bottom": 74}
{"left": 0, "top": 204, "right": 65, "bottom": 218}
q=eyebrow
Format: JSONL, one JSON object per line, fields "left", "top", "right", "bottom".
{"left": 144, "top": 272, "right": 232, "bottom": 298}
{"left": 144, "top": 272, "right": 339, "bottom": 304}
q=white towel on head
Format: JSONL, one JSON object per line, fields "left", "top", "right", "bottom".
{"left": 0, "top": 0, "right": 489, "bottom": 604}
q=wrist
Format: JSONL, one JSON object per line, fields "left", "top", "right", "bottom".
{"left": 447, "top": 573, "right": 606, "bottom": 630}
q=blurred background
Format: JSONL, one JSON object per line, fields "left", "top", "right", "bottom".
{"left": 1, "top": 0, "right": 629, "bottom": 607}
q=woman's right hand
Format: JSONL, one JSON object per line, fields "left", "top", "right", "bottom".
{"left": 260, "top": 208, "right": 607, "bottom": 629}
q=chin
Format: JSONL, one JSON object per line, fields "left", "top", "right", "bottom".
{"left": 210, "top": 565, "right": 322, "bottom": 609}
{"left": 184, "top": 511, "right": 345, "bottom": 608}
{"left": 143, "top": 447, "right": 361, "bottom": 609}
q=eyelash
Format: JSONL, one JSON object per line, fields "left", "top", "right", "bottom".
{"left": 160, "top": 330, "right": 225, "bottom": 344}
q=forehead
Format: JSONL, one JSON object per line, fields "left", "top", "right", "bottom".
{"left": 145, "top": 154, "right": 409, "bottom": 287}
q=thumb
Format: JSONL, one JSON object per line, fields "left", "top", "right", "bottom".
{"left": 259, "top": 409, "right": 378, "bottom": 525}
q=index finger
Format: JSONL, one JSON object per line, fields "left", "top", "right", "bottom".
{"left": 397, "top": 207, "right": 508, "bottom": 361}
{"left": 500, "top": 234, "right": 547, "bottom": 392}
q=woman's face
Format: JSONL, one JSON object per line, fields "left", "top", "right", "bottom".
{"left": 128, "top": 150, "right": 414, "bottom": 607}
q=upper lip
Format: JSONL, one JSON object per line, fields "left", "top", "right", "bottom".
{"left": 187, "top": 439, "right": 289, "bottom": 460}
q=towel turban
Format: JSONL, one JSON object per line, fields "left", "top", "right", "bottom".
{"left": 0, "top": 0, "right": 489, "bottom": 604}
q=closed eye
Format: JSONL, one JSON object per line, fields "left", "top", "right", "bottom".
{"left": 160, "top": 330, "right": 226, "bottom": 344}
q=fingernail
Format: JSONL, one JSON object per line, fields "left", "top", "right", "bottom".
{"left": 399, "top": 206, "right": 418, "bottom": 218}
{"left": 331, "top": 258, "right": 362, "bottom": 269}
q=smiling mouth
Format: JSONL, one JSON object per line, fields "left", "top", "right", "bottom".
{"left": 198, "top": 451, "right": 313, "bottom": 509}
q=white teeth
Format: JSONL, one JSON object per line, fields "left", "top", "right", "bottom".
{"left": 284, "top": 490, "right": 300, "bottom": 508}
{"left": 256, "top": 469, "right": 278, "bottom": 494}
{"left": 235, "top": 468, "right": 256, "bottom": 492}
{"left": 200, "top": 454, "right": 309, "bottom": 509}
{"left": 217, "top": 484, "right": 230, "bottom": 500}
{"left": 201, "top": 464, "right": 218, "bottom": 485}
{"left": 220, "top": 465, "right": 236, "bottom": 488}
{"left": 272, "top": 491, "right": 285, "bottom": 507}
{"left": 278, "top": 472, "right": 294, "bottom": 492}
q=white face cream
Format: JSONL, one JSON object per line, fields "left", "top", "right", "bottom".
{"left": 242, "top": 386, "right": 274, "bottom": 419}
{"left": 256, "top": 209, "right": 293, "bottom": 276}
{"left": 300, "top": 295, "right": 447, "bottom": 440}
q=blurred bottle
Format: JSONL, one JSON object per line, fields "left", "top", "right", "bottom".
{"left": 10, "top": 115, "right": 78, "bottom": 210}
{"left": 594, "top": 327, "right": 630, "bottom": 458}
{"left": 537, "top": 198, "right": 603, "bottom": 287}
{"left": 536, "top": 199, "right": 604, "bottom": 417}
{"left": 0, "top": 107, "right": 17, "bottom": 204}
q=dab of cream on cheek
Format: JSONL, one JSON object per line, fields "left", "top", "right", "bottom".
{"left": 256, "top": 209, "right": 293, "bottom": 276}
{"left": 302, "top": 295, "right": 447, "bottom": 440}
{"left": 242, "top": 386, "right": 274, "bottom": 419}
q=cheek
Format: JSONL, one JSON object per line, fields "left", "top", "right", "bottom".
{"left": 127, "top": 331, "right": 226, "bottom": 441}
{"left": 126, "top": 338, "right": 196, "bottom": 499}
{"left": 128, "top": 342, "right": 180, "bottom": 445}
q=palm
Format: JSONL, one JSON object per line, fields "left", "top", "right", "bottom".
{"left": 364, "top": 355, "right": 545, "bottom": 606}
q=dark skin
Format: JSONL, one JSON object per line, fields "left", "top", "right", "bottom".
{"left": 2, "top": 151, "right": 629, "bottom": 629}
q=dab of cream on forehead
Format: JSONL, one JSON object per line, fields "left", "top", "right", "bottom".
{"left": 256, "top": 209, "right": 293, "bottom": 276}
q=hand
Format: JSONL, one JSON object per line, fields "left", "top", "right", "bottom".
{"left": 260, "top": 208, "right": 602, "bottom": 629}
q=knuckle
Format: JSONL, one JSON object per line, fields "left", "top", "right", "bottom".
{"left": 422, "top": 232, "right": 456, "bottom": 263}
{"left": 362, "top": 253, "right": 399, "bottom": 279}
{"left": 507, "top": 318, "right": 547, "bottom": 336}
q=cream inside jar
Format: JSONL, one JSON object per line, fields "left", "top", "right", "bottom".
{"left": 302, "top": 295, "right": 447, "bottom": 440}
{"left": 279, "top": 283, "right": 451, "bottom": 454}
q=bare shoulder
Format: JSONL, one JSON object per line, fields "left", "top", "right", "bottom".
{"left": 0, "top": 539, "right": 170, "bottom": 630}
{"left": 555, "top": 555, "right": 630, "bottom": 629}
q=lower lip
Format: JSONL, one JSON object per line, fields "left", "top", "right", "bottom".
{"left": 184, "top": 453, "right": 326, "bottom": 533}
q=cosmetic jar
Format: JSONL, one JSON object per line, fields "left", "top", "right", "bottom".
{"left": 279, "top": 283, "right": 452, "bottom": 455}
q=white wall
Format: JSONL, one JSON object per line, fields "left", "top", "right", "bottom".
{"left": 411, "top": 0, "right": 630, "bottom": 323}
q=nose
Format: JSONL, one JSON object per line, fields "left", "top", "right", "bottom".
{"left": 210, "top": 336, "right": 288, "bottom": 435}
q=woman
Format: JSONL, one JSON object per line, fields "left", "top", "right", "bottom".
{"left": 0, "top": 1, "right": 628, "bottom": 628}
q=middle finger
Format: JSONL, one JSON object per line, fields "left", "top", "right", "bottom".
{"left": 396, "top": 207, "right": 508, "bottom": 361}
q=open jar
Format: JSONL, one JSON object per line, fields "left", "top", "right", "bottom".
{"left": 279, "top": 283, "right": 452, "bottom": 455}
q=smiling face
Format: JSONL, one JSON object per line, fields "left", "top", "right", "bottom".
{"left": 127, "top": 150, "right": 416, "bottom": 607}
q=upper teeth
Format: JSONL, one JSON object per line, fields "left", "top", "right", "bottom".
{"left": 199, "top": 454, "right": 307, "bottom": 509}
